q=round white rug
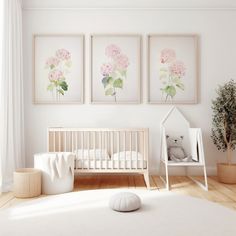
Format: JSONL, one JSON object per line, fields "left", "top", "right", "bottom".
{"left": 0, "top": 189, "right": 236, "bottom": 236}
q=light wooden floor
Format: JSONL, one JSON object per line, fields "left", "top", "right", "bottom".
{"left": 1, "top": 175, "right": 236, "bottom": 211}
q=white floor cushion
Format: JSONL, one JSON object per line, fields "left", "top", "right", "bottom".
{"left": 109, "top": 192, "right": 141, "bottom": 212}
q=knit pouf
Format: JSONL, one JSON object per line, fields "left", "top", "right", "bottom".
{"left": 109, "top": 192, "right": 141, "bottom": 212}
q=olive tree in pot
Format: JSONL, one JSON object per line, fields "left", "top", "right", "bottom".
{"left": 211, "top": 80, "right": 236, "bottom": 183}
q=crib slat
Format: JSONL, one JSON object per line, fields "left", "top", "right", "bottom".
{"left": 87, "top": 131, "right": 90, "bottom": 170}
{"left": 124, "top": 131, "right": 126, "bottom": 169}
{"left": 129, "top": 131, "right": 132, "bottom": 170}
{"left": 82, "top": 131, "right": 84, "bottom": 170}
{"left": 106, "top": 131, "right": 108, "bottom": 169}
{"left": 75, "top": 131, "right": 78, "bottom": 169}
{"left": 118, "top": 131, "right": 120, "bottom": 169}
{"left": 59, "top": 131, "right": 61, "bottom": 152}
{"left": 100, "top": 131, "right": 102, "bottom": 170}
{"left": 111, "top": 131, "right": 114, "bottom": 170}
{"left": 71, "top": 131, "right": 74, "bottom": 153}
{"left": 142, "top": 131, "right": 144, "bottom": 170}
{"left": 64, "top": 131, "right": 66, "bottom": 152}
{"left": 94, "top": 131, "right": 96, "bottom": 169}
{"left": 53, "top": 131, "right": 56, "bottom": 152}
{"left": 136, "top": 132, "right": 138, "bottom": 170}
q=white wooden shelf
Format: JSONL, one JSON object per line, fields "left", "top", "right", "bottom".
{"left": 160, "top": 106, "right": 208, "bottom": 191}
{"left": 162, "top": 160, "right": 204, "bottom": 167}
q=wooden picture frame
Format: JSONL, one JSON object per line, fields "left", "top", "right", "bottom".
{"left": 33, "top": 34, "right": 84, "bottom": 104}
{"left": 90, "top": 34, "right": 142, "bottom": 104}
{"left": 147, "top": 34, "right": 198, "bottom": 104}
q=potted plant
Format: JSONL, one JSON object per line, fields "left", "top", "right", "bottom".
{"left": 211, "top": 80, "right": 236, "bottom": 183}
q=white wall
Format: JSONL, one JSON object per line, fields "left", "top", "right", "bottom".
{"left": 22, "top": 1, "right": 236, "bottom": 175}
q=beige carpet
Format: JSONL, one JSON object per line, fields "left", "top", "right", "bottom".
{"left": 0, "top": 189, "right": 236, "bottom": 236}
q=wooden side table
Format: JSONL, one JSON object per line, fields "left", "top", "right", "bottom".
{"left": 13, "top": 168, "right": 41, "bottom": 198}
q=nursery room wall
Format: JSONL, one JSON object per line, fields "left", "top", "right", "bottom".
{"left": 22, "top": 0, "right": 236, "bottom": 174}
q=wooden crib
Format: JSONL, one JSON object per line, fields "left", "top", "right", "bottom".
{"left": 47, "top": 127, "right": 150, "bottom": 188}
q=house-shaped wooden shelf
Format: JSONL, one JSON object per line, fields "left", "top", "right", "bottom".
{"left": 160, "top": 106, "right": 208, "bottom": 191}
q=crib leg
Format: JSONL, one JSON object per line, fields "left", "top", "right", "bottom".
{"left": 143, "top": 173, "right": 151, "bottom": 190}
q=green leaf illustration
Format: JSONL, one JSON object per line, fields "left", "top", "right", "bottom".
{"left": 172, "top": 77, "right": 181, "bottom": 84}
{"left": 57, "top": 88, "right": 65, "bottom": 95}
{"left": 59, "top": 81, "right": 68, "bottom": 91}
{"left": 176, "top": 83, "right": 185, "bottom": 91}
{"left": 165, "top": 85, "right": 176, "bottom": 98}
{"left": 113, "top": 78, "right": 123, "bottom": 89}
{"left": 105, "top": 88, "right": 114, "bottom": 96}
{"left": 107, "top": 77, "right": 114, "bottom": 85}
{"left": 47, "top": 84, "right": 54, "bottom": 91}
{"left": 102, "top": 77, "right": 109, "bottom": 88}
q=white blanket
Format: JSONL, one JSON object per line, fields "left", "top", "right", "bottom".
{"left": 74, "top": 149, "right": 110, "bottom": 160}
{"left": 34, "top": 152, "right": 75, "bottom": 181}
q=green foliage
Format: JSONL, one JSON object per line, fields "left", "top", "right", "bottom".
{"left": 102, "top": 75, "right": 125, "bottom": 101}
{"left": 211, "top": 80, "right": 236, "bottom": 155}
{"left": 165, "top": 85, "right": 176, "bottom": 98}
{"left": 59, "top": 81, "right": 68, "bottom": 91}
{"left": 113, "top": 79, "right": 123, "bottom": 88}
{"left": 159, "top": 67, "right": 185, "bottom": 102}
{"left": 105, "top": 88, "right": 114, "bottom": 96}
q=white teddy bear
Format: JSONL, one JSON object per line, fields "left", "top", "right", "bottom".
{"left": 166, "top": 135, "right": 192, "bottom": 162}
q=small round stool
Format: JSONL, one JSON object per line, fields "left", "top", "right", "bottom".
{"left": 109, "top": 192, "right": 141, "bottom": 212}
{"left": 13, "top": 168, "right": 41, "bottom": 198}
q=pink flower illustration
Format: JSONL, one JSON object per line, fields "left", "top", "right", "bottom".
{"left": 160, "top": 49, "right": 176, "bottom": 64}
{"left": 46, "top": 57, "right": 60, "bottom": 67}
{"left": 56, "top": 49, "right": 71, "bottom": 60}
{"left": 48, "top": 69, "right": 64, "bottom": 82}
{"left": 105, "top": 44, "right": 121, "bottom": 58}
{"left": 101, "top": 44, "right": 129, "bottom": 102}
{"left": 169, "top": 61, "right": 186, "bottom": 77}
{"left": 100, "top": 63, "right": 114, "bottom": 76}
{"left": 115, "top": 53, "right": 129, "bottom": 70}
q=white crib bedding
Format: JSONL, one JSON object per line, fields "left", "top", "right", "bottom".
{"left": 111, "top": 151, "right": 143, "bottom": 160}
{"left": 75, "top": 159, "right": 147, "bottom": 169}
{"left": 74, "top": 149, "right": 110, "bottom": 160}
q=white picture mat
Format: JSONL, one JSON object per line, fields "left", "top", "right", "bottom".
{"left": 34, "top": 35, "right": 84, "bottom": 103}
{"left": 91, "top": 35, "right": 141, "bottom": 103}
{"left": 148, "top": 35, "right": 198, "bottom": 104}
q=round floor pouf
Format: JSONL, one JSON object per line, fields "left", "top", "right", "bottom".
{"left": 109, "top": 192, "right": 141, "bottom": 212}
{"left": 14, "top": 168, "right": 41, "bottom": 198}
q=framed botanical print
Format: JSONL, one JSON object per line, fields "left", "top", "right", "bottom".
{"left": 148, "top": 34, "right": 198, "bottom": 104}
{"left": 90, "top": 34, "right": 141, "bottom": 104}
{"left": 33, "top": 34, "right": 84, "bottom": 104}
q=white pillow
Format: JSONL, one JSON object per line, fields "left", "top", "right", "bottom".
{"left": 111, "top": 151, "right": 142, "bottom": 160}
{"left": 109, "top": 192, "right": 141, "bottom": 212}
{"left": 74, "top": 149, "right": 110, "bottom": 160}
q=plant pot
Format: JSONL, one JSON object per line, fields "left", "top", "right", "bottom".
{"left": 217, "top": 163, "right": 236, "bottom": 184}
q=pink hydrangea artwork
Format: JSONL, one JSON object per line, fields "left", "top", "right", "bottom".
{"left": 159, "top": 48, "right": 186, "bottom": 102}
{"left": 100, "top": 44, "right": 130, "bottom": 102}
{"left": 169, "top": 61, "right": 186, "bottom": 78}
{"left": 45, "top": 48, "right": 72, "bottom": 100}
{"left": 100, "top": 63, "right": 114, "bottom": 76}
{"left": 105, "top": 44, "right": 121, "bottom": 58}
{"left": 160, "top": 49, "right": 176, "bottom": 64}
{"left": 56, "top": 49, "right": 71, "bottom": 60}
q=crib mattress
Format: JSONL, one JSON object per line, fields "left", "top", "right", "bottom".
{"left": 75, "top": 159, "right": 147, "bottom": 170}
